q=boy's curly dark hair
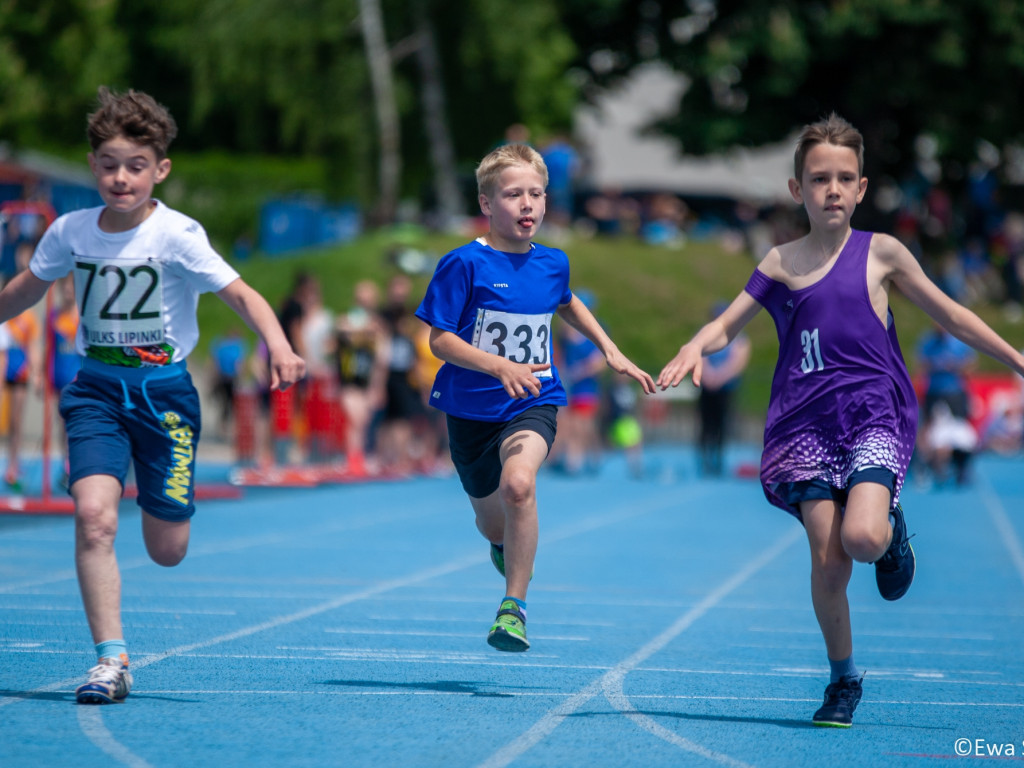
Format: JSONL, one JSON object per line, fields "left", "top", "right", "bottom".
{"left": 87, "top": 87, "right": 178, "bottom": 159}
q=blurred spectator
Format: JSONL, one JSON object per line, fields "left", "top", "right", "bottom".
{"left": 605, "top": 380, "right": 644, "bottom": 479}
{"left": 958, "top": 236, "right": 1000, "bottom": 307}
{"left": 48, "top": 273, "right": 80, "bottom": 486}
{"left": 334, "top": 280, "right": 387, "bottom": 476}
{"left": 640, "top": 193, "right": 688, "bottom": 248}
{"left": 697, "top": 302, "right": 751, "bottom": 477}
{"left": 580, "top": 188, "right": 642, "bottom": 238}
{"left": 3, "top": 315, "right": 40, "bottom": 491}
{"left": 278, "top": 270, "right": 316, "bottom": 363}
{"left": 299, "top": 277, "right": 334, "bottom": 380}
{"left": 916, "top": 324, "right": 977, "bottom": 486}
{"left": 412, "top": 316, "right": 449, "bottom": 474}
{"left": 981, "top": 360, "right": 1024, "bottom": 454}
{"left": 208, "top": 327, "right": 248, "bottom": 441}
{"left": 993, "top": 212, "right": 1024, "bottom": 320}
{"left": 377, "top": 274, "right": 427, "bottom": 473}
{"left": 539, "top": 134, "right": 581, "bottom": 233}
{"left": 552, "top": 289, "right": 606, "bottom": 476}
{"left": 499, "top": 123, "right": 531, "bottom": 147}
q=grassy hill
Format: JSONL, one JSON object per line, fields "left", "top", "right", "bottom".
{"left": 197, "top": 227, "right": 1024, "bottom": 421}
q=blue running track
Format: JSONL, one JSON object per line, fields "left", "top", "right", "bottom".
{"left": 2, "top": 447, "right": 1023, "bottom": 767}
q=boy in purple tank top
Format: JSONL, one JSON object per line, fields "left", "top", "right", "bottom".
{"left": 658, "top": 114, "right": 1024, "bottom": 728}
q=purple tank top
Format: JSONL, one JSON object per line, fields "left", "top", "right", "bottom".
{"left": 744, "top": 230, "right": 918, "bottom": 513}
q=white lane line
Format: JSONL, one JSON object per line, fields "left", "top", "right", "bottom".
{"left": 322, "top": 628, "right": 589, "bottom": 641}
{"left": 4, "top": 488, "right": 684, "bottom": 711}
{"left": 0, "top": 605, "right": 237, "bottom": 615}
{"left": 602, "top": 527, "right": 802, "bottom": 768}
{"left": 67, "top": 689, "right": 1024, "bottom": 709}
{"left": 976, "top": 470, "right": 1024, "bottom": 588}
{"left": 476, "top": 526, "right": 802, "bottom": 768}
{"left": 77, "top": 707, "right": 156, "bottom": 768}
{"left": 6, "top": 487, "right": 691, "bottom": 768}
{"left": 0, "top": 501, "right": 450, "bottom": 595}
{"left": 747, "top": 627, "right": 996, "bottom": 641}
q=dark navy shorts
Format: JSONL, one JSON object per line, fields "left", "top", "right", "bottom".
{"left": 446, "top": 405, "right": 558, "bottom": 499}
{"left": 776, "top": 466, "right": 897, "bottom": 512}
{"left": 60, "top": 359, "right": 202, "bottom": 522}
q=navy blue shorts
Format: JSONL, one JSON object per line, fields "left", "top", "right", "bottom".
{"left": 60, "top": 359, "right": 202, "bottom": 522}
{"left": 446, "top": 405, "right": 558, "bottom": 499}
{"left": 776, "top": 466, "right": 897, "bottom": 512}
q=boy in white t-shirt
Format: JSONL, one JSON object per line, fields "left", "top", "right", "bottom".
{"left": 0, "top": 87, "right": 305, "bottom": 703}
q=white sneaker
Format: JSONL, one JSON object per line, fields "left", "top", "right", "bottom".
{"left": 76, "top": 655, "right": 133, "bottom": 704}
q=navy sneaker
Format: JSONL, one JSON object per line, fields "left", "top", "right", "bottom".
{"left": 874, "top": 503, "right": 915, "bottom": 601}
{"left": 812, "top": 675, "right": 863, "bottom": 727}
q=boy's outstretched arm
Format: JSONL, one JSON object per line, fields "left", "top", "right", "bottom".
{"left": 428, "top": 326, "right": 549, "bottom": 400}
{"left": 556, "top": 294, "right": 655, "bottom": 394}
{"left": 658, "top": 292, "right": 761, "bottom": 390}
{"left": 0, "top": 270, "right": 52, "bottom": 325}
{"left": 217, "top": 278, "right": 306, "bottom": 391}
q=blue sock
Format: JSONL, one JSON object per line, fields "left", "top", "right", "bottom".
{"left": 96, "top": 639, "right": 128, "bottom": 663}
{"left": 829, "top": 655, "right": 859, "bottom": 683}
{"left": 503, "top": 595, "right": 526, "bottom": 614}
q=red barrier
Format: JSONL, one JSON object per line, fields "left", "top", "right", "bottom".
{"left": 270, "top": 386, "right": 294, "bottom": 438}
{"left": 234, "top": 388, "right": 257, "bottom": 464}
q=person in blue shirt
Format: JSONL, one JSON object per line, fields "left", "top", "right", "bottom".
{"left": 416, "top": 143, "right": 655, "bottom": 652}
{"left": 916, "top": 324, "right": 977, "bottom": 485}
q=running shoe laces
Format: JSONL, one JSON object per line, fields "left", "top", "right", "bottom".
{"left": 76, "top": 655, "right": 133, "bottom": 704}
{"left": 487, "top": 599, "right": 530, "bottom": 652}
{"left": 875, "top": 503, "right": 916, "bottom": 601}
{"left": 812, "top": 675, "right": 863, "bottom": 727}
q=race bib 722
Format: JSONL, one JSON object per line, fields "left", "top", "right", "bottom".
{"left": 75, "top": 257, "right": 165, "bottom": 347}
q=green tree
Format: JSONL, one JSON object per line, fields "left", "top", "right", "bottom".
{"left": 561, "top": 0, "right": 1024, "bottom": 184}
{"left": 0, "top": 0, "right": 128, "bottom": 146}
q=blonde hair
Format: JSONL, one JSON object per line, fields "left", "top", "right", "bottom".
{"left": 794, "top": 113, "right": 864, "bottom": 180}
{"left": 475, "top": 143, "right": 548, "bottom": 198}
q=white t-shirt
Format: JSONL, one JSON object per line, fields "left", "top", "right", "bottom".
{"left": 31, "top": 201, "right": 239, "bottom": 367}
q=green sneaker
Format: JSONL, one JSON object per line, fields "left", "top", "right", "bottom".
{"left": 487, "top": 599, "right": 530, "bottom": 652}
{"left": 489, "top": 544, "right": 533, "bottom": 581}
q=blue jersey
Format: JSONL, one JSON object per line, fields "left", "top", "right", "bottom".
{"left": 415, "top": 239, "right": 571, "bottom": 421}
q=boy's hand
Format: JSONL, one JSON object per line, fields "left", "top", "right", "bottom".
{"left": 268, "top": 348, "right": 307, "bottom": 391}
{"left": 657, "top": 344, "right": 703, "bottom": 390}
{"left": 495, "top": 359, "right": 549, "bottom": 399}
{"left": 605, "top": 349, "right": 656, "bottom": 394}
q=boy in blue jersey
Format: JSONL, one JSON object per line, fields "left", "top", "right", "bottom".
{"left": 416, "top": 143, "right": 655, "bottom": 651}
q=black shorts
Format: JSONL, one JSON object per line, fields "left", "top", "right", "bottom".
{"left": 776, "top": 466, "right": 897, "bottom": 511}
{"left": 446, "top": 405, "right": 558, "bottom": 499}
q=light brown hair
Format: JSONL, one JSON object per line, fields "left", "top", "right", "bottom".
{"left": 794, "top": 113, "right": 864, "bottom": 180}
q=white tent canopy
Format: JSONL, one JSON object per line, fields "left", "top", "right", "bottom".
{"left": 575, "top": 63, "right": 795, "bottom": 203}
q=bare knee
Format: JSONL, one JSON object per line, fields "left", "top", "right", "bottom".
{"left": 499, "top": 468, "right": 536, "bottom": 510}
{"left": 146, "top": 539, "right": 188, "bottom": 567}
{"left": 842, "top": 518, "right": 889, "bottom": 563}
{"left": 142, "top": 514, "right": 190, "bottom": 567}
{"left": 75, "top": 500, "right": 118, "bottom": 551}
